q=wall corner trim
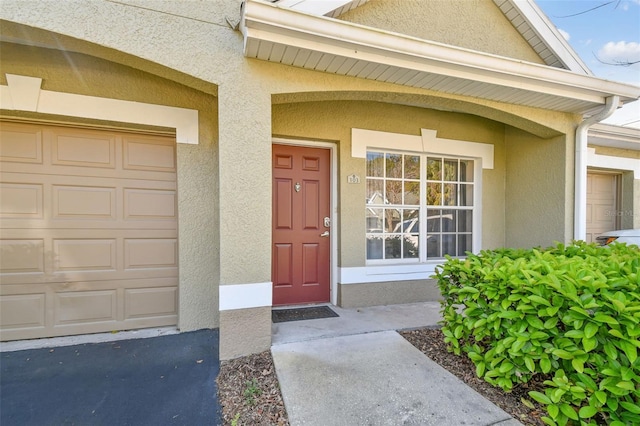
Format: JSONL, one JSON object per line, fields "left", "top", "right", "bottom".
{"left": 219, "top": 282, "right": 273, "bottom": 311}
{"left": 1, "top": 74, "right": 199, "bottom": 144}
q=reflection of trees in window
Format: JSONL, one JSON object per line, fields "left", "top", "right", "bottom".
{"left": 366, "top": 151, "right": 475, "bottom": 261}
{"left": 366, "top": 151, "right": 421, "bottom": 260}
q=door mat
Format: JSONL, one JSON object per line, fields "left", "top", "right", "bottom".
{"left": 272, "top": 306, "right": 339, "bottom": 323}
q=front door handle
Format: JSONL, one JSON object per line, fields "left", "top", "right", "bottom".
{"left": 320, "top": 231, "right": 330, "bottom": 237}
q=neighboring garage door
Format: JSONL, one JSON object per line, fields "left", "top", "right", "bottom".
{"left": 586, "top": 171, "right": 619, "bottom": 243}
{"left": 0, "top": 121, "right": 178, "bottom": 341}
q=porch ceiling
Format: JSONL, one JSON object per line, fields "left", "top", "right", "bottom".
{"left": 241, "top": 0, "right": 640, "bottom": 116}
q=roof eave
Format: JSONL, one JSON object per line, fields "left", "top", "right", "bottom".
{"left": 241, "top": 0, "right": 640, "bottom": 115}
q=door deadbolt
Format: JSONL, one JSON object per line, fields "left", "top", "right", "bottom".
{"left": 324, "top": 217, "right": 331, "bottom": 228}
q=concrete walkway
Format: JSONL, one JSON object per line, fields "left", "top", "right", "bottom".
{"left": 271, "top": 302, "right": 522, "bottom": 426}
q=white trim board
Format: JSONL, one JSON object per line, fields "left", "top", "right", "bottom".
{"left": 587, "top": 148, "right": 640, "bottom": 179}
{"left": 219, "top": 282, "right": 273, "bottom": 311}
{"left": 1, "top": 74, "right": 199, "bottom": 144}
{"left": 339, "top": 264, "right": 440, "bottom": 284}
{"left": 351, "top": 127, "right": 494, "bottom": 169}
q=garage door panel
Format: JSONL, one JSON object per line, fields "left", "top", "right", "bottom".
{"left": 51, "top": 131, "right": 116, "bottom": 169}
{"left": 586, "top": 172, "right": 618, "bottom": 243}
{"left": 0, "top": 122, "right": 179, "bottom": 341}
{"left": 125, "top": 287, "right": 177, "bottom": 319}
{"left": 55, "top": 290, "right": 117, "bottom": 325}
{"left": 0, "top": 124, "right": 43, "bottom": 164}
{"left": 125, "top": 188, "right": 176, "bottom": 220}
{"left": 125, "top": 239, "right": 177, "bottom": 269}
{"left": 0, "top": 294, "right": 46, "bottom": 329}
{"left": 0, "top": 239, "right": 44, "bottom": 274}
{"left": 0, "top": 183, "right": 43, "bottom": 219}
{"left": 123, "top": 137, "right": 176, "bottom": 172}
{"left": 53, "top": 185, "right": 116, "bottom": 219}
{"left": 54, "top": 239, "right": 117, "bottom": 272}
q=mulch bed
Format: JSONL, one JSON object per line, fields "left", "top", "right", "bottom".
{"left": 216, "top": 327, "right": 548, "bottom": 426}
{"left": 216, "top": 351, "right": 289, "bottom": 425}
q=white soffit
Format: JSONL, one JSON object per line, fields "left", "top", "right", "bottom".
{"left": 241, "top": 0, "right": 640, "bottom": 115}
{"left": 273, "top": 0, "right": 369, "bottom": 18}
{"left": 493, "top": 0, "right": 592, "bottom": 75}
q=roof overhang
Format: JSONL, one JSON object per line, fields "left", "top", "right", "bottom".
{"left": 589, "top": 123, "right": 640, "bottom": 150}
{"left": 241, "top": 0, "right": 640, "bottom": 115}
{"left": 493, "top": 0, "right": 592, "bottom": 74}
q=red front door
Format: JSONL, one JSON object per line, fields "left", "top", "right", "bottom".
{"left": 272, "top": 144, "right": 331, "bottom": 306}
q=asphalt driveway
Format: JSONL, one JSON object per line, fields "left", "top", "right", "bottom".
{"left": 1, "top": 329, "right": 221, "bottom": 426}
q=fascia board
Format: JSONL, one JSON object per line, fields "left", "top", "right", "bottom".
{"left": 589, "top": 123, "right": 640, "bottom": 150}
{"left": 242, "top": 1, "right": 640, "bottom": 104}
{"left": 507, "top": 0, "right": 592, "bottom": 75}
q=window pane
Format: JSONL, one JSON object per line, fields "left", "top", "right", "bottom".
{"left": 385, "top": 180, "right": 403, "bottom": 204}
{"left": 366, "top": 208, "right": 383, "bottom": 233}
{"left": 460, "top": 184, "right": 473, "bottom": 206}
{"left": 366, "top": 152, "right": 384, "bottom": 177}
{"left": 366, "top": 235, "right": 383, "bottom": 259}
{"left": 404, "top": 155, "right": 420, "bottom": 179}
{"left": 427, "top": 234, "right": 440, "bottom": 257}
{"left": 384, "top": 208, "right": 400, "bottom": 233}
{"left": 427, "top": 157, "right": 441, "bottom": 180}
{"left": 402, "top": 209, "right": 419, "bottom": 231}
{"left": 427, "top": 182, "right": 441, "bottom": 205}
{"left": 458, "top": 234, "right": 472, "bottom": 256}
{"left": 427, "top": 209, "right": 441, "bottom": 232}
{"left": 457, "top": 210, "right": 473, "bottom": 232}
{"left": 403, "top": 235, "right": 419, "bottom": 258}
{"left": 366, "top": 179, "right": 383, "bottom": 203}
{"left": 442, "top": 234, "right": 456, "bottom": 257}
{"left": 460, "top": 160, "right": 474, "bottom": 182}
{"left": 386, "top": 153, "right": 402, "bottom": 178}
{"left": 404, "top": 181, "right": 420, "bottom": 205}
{"left": 442, "top": 210, "right": 456, "bottom": 232}
{"left": 385, "top": 236, "right": 402, "bottom": 259}
{"left": 444, "top": 159, "right": 458, "bottom": 182}
{"left": 443, "top": 183, "right": 457, "bottom": 206}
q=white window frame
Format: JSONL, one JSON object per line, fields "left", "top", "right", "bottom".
{"left": 347, "top": 128, "right": 494, "bottom": 282}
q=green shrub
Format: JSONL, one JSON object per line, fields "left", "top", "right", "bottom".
{"left": 436, "top": 242, "right": 640, "bottom": 426}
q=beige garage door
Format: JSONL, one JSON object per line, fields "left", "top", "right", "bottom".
{"left": 0, "top": 121, "right": 178, "bottom": 341}
{"left": 586, "top": 171, "right": 619, "bottom": 243}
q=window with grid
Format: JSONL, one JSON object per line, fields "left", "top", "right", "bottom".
{"left": 365, "top": 151, "right": 475, "bottom": 262}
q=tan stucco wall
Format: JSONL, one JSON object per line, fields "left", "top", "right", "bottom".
{"left": 0, "top": 42, "right": 220, "bottom": 330}
{"left": 338, "top": 0, "right": 546, "bottom": 64}
{"left": 505, "top": 127, "right": 572, "bottom": 247}
{"left": 338, "top": 280, "right": 441, "bottom": 308}
{"left": 219, "top": 306, "right": 271, "bottom": 360}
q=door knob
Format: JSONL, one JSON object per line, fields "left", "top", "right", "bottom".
{"left": 320, "top": 231, "right": 330, "bottom": 237}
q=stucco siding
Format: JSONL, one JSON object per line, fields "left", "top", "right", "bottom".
{"left": 505, "top": 128, "right": 569, "bottom": 247}
{"left": 219, "top": 306, "right": 271, "bottom": 360}
{"left": 338, "top": 0, "right": 546, "bottom": 64}
{"left": 0, "top": 42, "right": 220, "bottom": 331}
{"left": 338, "top": 279, "right": 441, "bottom": 308}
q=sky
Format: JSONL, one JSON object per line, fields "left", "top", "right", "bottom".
{"left": 536, "top": 0, "right": 640, "bottom": 127}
